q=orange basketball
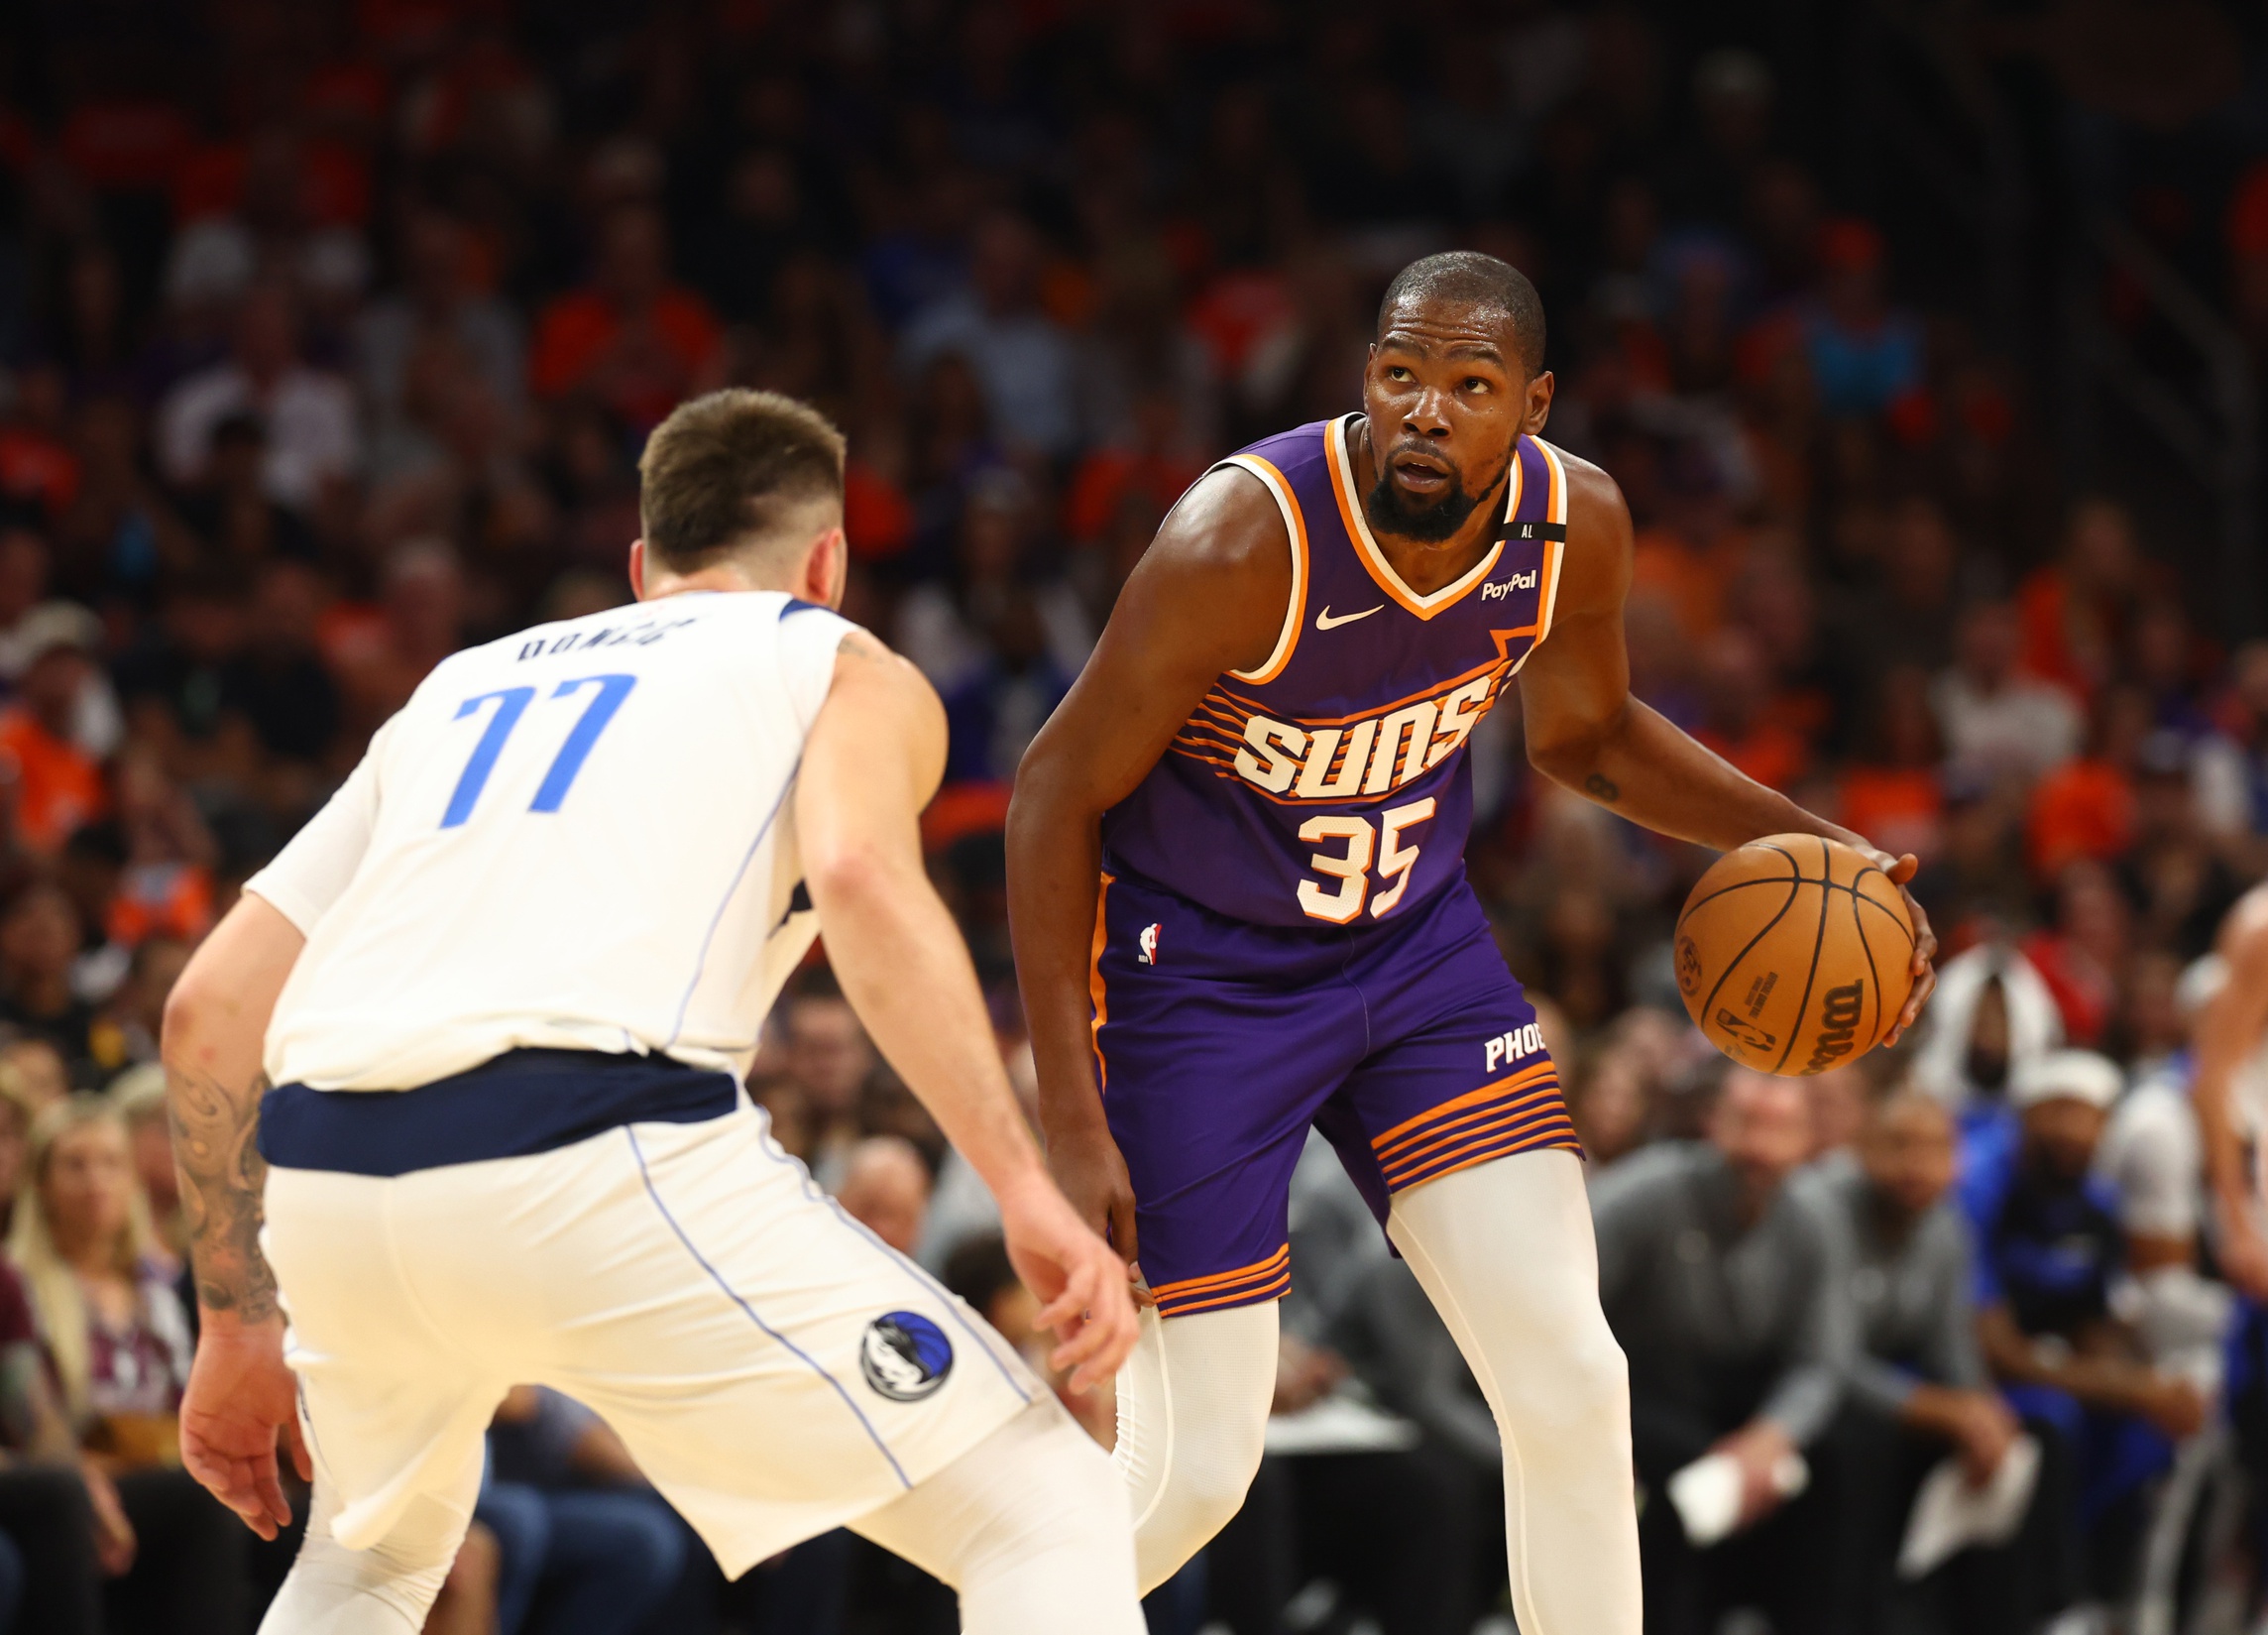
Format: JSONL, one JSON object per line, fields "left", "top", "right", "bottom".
{"left": 1673, "top": 834, "right": 1915, "bottom": 1076}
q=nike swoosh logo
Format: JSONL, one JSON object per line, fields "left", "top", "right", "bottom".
{"left": 1315, "top": 604, "right": 1385, "bottom": 631}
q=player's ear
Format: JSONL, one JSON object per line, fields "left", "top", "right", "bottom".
{"left": 1523, "top": 370, "right": 1555, "bottom": 436}
{"left": 803, "top": 526, "right": 849, "bottom": 610}
{"left": 627, "top": 538, "right": 649, "bottom": 602}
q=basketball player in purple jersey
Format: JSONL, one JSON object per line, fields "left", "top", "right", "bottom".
{"left": 1007, "top": 253, "right": 1938, "bottom": 1627}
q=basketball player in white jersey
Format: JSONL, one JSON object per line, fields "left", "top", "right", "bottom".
{"left": 2192, "top": 883, "right": 2268, "bottom": 1299}
{"left": 162, "top": 390, "right": 1143, "bottom": 1634}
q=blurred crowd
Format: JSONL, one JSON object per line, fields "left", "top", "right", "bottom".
{"left": 0, "top": 0, "right": 2265, "bottom": 1631}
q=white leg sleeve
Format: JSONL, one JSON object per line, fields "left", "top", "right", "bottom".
{"left": 1111, "top": 1300, "right": 1279, "bottom": 1594}
{"left": 1389, "top": 1147, "right": 1643, "bottom": 1635}
{"left": 850, "top": 1397, "right": 1145, "bottom": 1635}
{"left": 257, "top": 1471, "right": 476, "bottom": 1635}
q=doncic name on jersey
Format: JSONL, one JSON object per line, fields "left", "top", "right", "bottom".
{"left": 860, "top": 1311, "right": 955, "bottom": 1402}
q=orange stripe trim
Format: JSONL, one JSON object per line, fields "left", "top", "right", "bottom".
{"left": 1370, "top": 1061, "right": 1558, "bottom": 1151}
{"left": 1375, "top": 1081, "right": 1568, "bottom": 1166}
{"left": 1327, "top": 415, "right": 1507, "bottom": 621}
{"left": 1147, "top": 1245, "right": 1292, "bottom": 1301}
{"left": 1158, "top": 1271, "right": 1293, "bottom": 1317}
{"left": 1212, "top": 653, "right": 1510, "bottom": 732}
{"left": 1391, "top": 1129, "right": 1583, "bottom": 1194}
{"left": 1224, "top": 455, "right": 1308, "bottom": 685}
{"left": 1087, "top": 873, "right": 1113, "bottom": 1090}
{"left": 1383, "top": 1109, "right": 1583, "bottom": 1181}
{"left": 1379, "top": 1105, "right": 1573, "bottom": 1185}
{"left": 1380, "top": 1100, "right": 1575, "bottom": 1182}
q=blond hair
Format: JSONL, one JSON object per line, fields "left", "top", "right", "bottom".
{"left": 10, "top": 1095, "right": 163, "bottom": 1423}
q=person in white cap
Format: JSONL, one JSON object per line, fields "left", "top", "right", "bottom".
{"left": 1967, "top": 1050, "right": 2206, "bottom": 1602}
{"left": 2187, "top": 886, "right": 2268, "bottom": 1299}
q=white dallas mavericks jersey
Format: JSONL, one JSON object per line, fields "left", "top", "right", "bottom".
{"left": 250, "top": 590, "right": 854, "bottom": 1092}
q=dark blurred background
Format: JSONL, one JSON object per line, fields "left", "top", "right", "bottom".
{"left": 0, "top": 2, "right": 2266, "bottom": 1634}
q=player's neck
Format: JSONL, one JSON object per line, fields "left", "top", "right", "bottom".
{"left": 1350, "top": 417, "right": 1506, "bottom": 597}
{"left": 640, "top": 564, "right": 783, "bottom": 601}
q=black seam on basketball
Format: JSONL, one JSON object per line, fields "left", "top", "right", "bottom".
{"left": 1678, "top": 873, "right": 1804, "bottom": 921}
{"left": 1770, "top": 837, "right": 1833, "bottom": 1075}
{"left": 1852, "top": 885, "right": 1916, "bottom": 950}
{"left": 1851, "top": 883, "right": 1883, "bottom": 1050}
{"left": 1693, "top": 845, "right": 1805, "bottom": 1030}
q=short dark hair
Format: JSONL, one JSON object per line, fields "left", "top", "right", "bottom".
{"left": 637, "top": 389, "right": 847, "bottom": 573}
{"left": 1376, "top": 251, "right": 1547, "bottom": 379}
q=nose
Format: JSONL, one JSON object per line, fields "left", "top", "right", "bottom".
{"left": 1403, "top": 383, "right": 1453, "bottom": 439}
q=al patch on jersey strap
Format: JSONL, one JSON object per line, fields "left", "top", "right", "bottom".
{"left": 859, "top": 1312, "right": 955, "bottom": 1402}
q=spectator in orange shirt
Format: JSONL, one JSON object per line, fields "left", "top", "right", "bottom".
{"left": 1838, "top": 663, "right": 1945, "bottom": 863}
{"left": 0, "top": 608, "right": 107, "bottom": 857}
{"left": 1061, "top": 385, "right": 1205, "bottom": 548}
{"left": 2015, "top": 499, "right": 2148, "bottom": 704}
{"left": 528, "top": 203, "right": 722, "bottom": 430}
{"left": 1694, "top": 627, "right": 1811, "bottom": 793}
{"left": 2026, "top": 686, "right": 2152, "bottom": 879}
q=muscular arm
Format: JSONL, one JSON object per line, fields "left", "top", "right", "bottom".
{"left": 165, "top": 894, "right": 305, "bottom": 1324}
{"left": 800, "top": 629, "right": 1137, "bottom": 1385}
{"left": 2191, "top": 893, "right": 2268, "bottom": 1295}
{"left": 798, "top": 631, "right": 1047, "bottom": 1197}
{"left": 163, "top": 890, "right": 313, "bottom": 1538}
{"left": 1518, "top": 458, "right": 1936, "bottom": 1036}
{"left": 1005, "top": 468, "right": 1289, "bottom": 1260}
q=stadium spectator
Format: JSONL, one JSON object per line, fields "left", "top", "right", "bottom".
{"left": 782, "top": 979, "right": 879, "bottom": 1190}
{"left": 1932, "top": 601, "right": 2085, "bottom": 789}
{"left": 901, "top": 212, "right": 1081, "bottom": 460}
{"left": 156, "top": 282, "right": 358, "bottom": 514}
{"left": 1966, "top": 1052, "right": 2206, "bottom": 1610}
{"left": 11, "top": 1098, "right": 246, "bottom": 1633}
{"left": 528, "top": 202, "right": 723, "bottom": 430}
{"left": 1820, "top": 1088, "right": 2063, "bottom": 1634}
{"left": 0, "top": 606, "right": 109, "bottom": 854}
{"left": 1591, "top": 1067, "right": 1853, "bottom": 1635}
{"left": 836, "top": 1135, "right": 933, "bottom": 1256}
{"left": 0, "top": 1242, "right": 109, "bottom": 1635}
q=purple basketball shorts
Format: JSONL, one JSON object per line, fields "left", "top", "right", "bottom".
{"left": 1088, "top": 866, "right": 1580, "bottom": 1319}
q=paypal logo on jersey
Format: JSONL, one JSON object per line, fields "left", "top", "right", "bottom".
{"left": 1479, "top": 569, "right": 1540, "bottom": 601}
{"left": 859, "top": 1312, "right": 954, "bottom": 1402}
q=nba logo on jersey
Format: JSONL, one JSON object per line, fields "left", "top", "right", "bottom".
{"left": 860, "top": 1312, "right": 955, "bottom": 1402}
{"left": 1138, "top": 923, "right": 1161, "bottom": 966}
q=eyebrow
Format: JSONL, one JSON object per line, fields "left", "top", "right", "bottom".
{"left": 1378, "top": 334, "right": 1509, "bottom": 367}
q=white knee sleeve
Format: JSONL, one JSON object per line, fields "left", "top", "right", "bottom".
{"left": 259, "top": 1478, "right": 472, "bottom": 1635}
{"left": 1112, "top": 1300, "right": 1279, "bottom": 1594}
{"left": 1390, "top": 1148, "right": 1642, "bottom": 1635}
{"left": 852, "top": 1398, "right": 1145, "bottom": 1635}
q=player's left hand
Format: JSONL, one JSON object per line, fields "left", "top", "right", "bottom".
{"left": 997, "top": 1169, "right": 1141, "bottom": 1395}
{"left": 179, "top": 1316, "right": 311, "bottom": 1540}
{"left": 1869, "top": 850, "right": 1936, "bottom": 1048}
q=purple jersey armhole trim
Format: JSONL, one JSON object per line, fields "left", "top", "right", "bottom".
{"left": 1217, "top": 454, "right": 1308, "bottom": 685}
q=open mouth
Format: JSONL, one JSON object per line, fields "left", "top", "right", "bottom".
{"left": 1389, "top": 449, "right": 1455, "bottom": 497}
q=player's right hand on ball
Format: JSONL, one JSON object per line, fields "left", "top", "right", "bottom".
{"left": 996, "top": 1168, "right": 1140, "bottom": 1395}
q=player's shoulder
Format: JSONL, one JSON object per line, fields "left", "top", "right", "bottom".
{"left": 1142, "top": 460, "right": 1293, "bottom": 582}
{"left": 1535, "top": 439, "right": 1629, "bottom": 524}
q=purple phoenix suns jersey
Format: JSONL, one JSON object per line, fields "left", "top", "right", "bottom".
{"left": 1102, "top": 413, "right": 1572, "bottom": 932}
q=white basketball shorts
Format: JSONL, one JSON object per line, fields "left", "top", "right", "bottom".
{"left": 262, "top": 1101, "right": 1040, "bottom": 1575}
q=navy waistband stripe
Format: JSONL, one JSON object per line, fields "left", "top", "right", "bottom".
{"left": 259, "top": 1048, "right": 739, "bottom": 1177}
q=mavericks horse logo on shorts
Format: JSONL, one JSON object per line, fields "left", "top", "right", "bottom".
{"left": 860, "top": 1312, "right": 955, "bottom": 1402}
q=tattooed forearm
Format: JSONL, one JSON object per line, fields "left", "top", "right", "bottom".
{"left": 1585, "top": 772, "right": 1620, "bottom": 802}
{"left": 168, "top": 1066, "right": 279, "bottom": 1323}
